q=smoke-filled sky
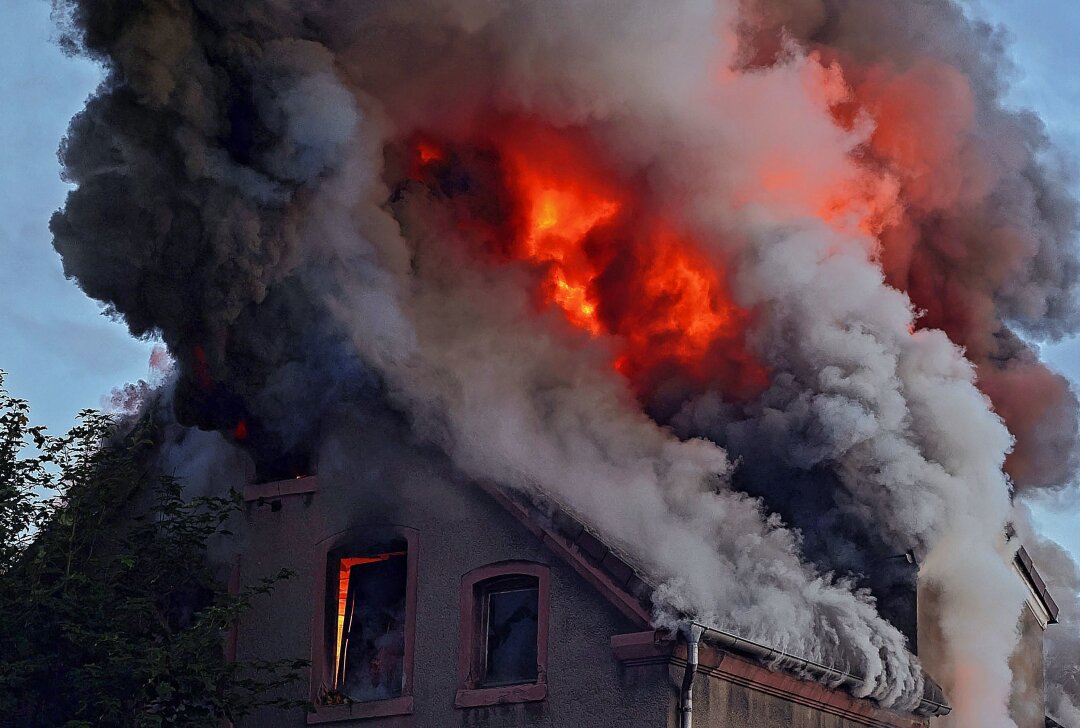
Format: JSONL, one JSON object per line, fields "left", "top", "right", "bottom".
{"left": 1, "top": 0, "right": 1077, "bottom": 544}
{"left": 2, "top": 1, "right": 1080, "bottom": 722}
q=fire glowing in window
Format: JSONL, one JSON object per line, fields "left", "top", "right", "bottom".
{"left": 329, "top": 546, "right": 408, "bottom": 702}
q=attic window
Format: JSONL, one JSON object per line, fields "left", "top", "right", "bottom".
{"left": 456, "top": 562, "right": 549, "bottom": 708}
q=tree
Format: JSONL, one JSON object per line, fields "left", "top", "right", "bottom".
{"left": 0, "top": 374, "right": 305, "bottom": 727}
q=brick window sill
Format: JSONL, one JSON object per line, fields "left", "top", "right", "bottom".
{"left": 244, "top": 475, "right": 319, "bottom": 502}
{"left": 454, "top": 683, "right": 547, "bottom": 708}
{"left": 306, "top": 696, "right": 413, "bottom": 724}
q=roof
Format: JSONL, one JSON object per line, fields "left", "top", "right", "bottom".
{"left": 478, "top": 480, "right": 950, "bottom": 718}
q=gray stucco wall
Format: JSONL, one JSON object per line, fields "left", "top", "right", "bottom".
{"left": 230, "top": 400, "right": 951, "bottom": 727}
{"left": 233, "top": 404, "right": 674, "bottom": 727}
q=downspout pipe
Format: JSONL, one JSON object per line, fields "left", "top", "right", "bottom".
{"left": 680, "top": 623, "right": 704, "bottom": 728}
{"left": 681, "top": 621, "right": 950, "bottom": 718}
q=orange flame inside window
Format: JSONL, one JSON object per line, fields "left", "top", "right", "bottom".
{"left": 333, "top": 551, "right": 407, "bottom": 687}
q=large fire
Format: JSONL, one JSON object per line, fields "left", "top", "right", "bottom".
{"left": 409, "top": 121, "right": 767, "bottom": 402}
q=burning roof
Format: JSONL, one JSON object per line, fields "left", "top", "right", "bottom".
{"left": 50, "top": 1, "right": 1080, "bottom": 724}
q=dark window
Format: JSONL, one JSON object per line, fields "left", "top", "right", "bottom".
{"left": 254, "top": 446, "right": 314, "bottom": 484}
{"left": 456, "top": 563, "right": 548, "bottom": 708}
{"left": 328, "top": 541, "right": 408, "bottom": 703}
{"left": 479, "top": 576, "right": 539, "bottom": 687}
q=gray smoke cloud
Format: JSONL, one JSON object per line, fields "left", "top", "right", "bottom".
{"left": 735, "top": 0, "right": 1080, "bottom": 494}
{"left": 49, "top": 0, "right": 1080, "bottom": 725}
{"left": 50, "top": 0, "right": 367, "bottom": 473}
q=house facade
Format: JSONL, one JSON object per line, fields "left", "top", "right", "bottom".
{"left": 223, "top": 403, "right": 1052, "bottom": 727}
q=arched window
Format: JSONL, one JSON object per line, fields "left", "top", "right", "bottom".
{"left": 309, "top": 526, "right": 417, "bottom": 723}
{"left": 456, "top": 561, "right": 550, "bottom": 708}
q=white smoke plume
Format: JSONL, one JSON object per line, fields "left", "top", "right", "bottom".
{"left": 49, "top": 1, "right": 1080, "bottom": 725}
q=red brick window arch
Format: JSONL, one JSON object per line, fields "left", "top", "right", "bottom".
{"left": 456, "top": 561, "right": 550, "bottom": 708}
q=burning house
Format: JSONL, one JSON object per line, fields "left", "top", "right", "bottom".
{"left": 198, "top": 408, "right": 1059, "bottom": 728}
{"left": 50, "top": 0, "right": 1080, "bottom": 726}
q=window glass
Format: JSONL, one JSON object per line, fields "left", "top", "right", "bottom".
{"left": 331, "top": 542, "right": 408, "bottom": 702}
{"left": 481, "top": 577, "right": 539, "bottom": 686}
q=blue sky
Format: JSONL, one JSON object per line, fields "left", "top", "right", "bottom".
{"left": 0, "top": 0, "right": 156, "bottom": 432}
{"left": 0, "top": 0, "right": 1077, "bottom": 550}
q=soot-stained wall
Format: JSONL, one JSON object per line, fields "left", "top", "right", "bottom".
{"left": 231, "top": 402, "right": 673, "bottom": 728}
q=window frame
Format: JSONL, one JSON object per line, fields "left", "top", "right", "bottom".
{"left": 308, "top": 525, "right": 418, "bottom": 725}
{"left": 456, "top": 561, "right": 550, "bottom": 708}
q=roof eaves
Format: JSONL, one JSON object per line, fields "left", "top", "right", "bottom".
{"left": 479, "top": 481, "right": 949, "bottom": 719}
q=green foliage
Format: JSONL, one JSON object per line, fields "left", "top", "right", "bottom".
{"left": 0, "top": 373, "right": 306, "bottom": 726}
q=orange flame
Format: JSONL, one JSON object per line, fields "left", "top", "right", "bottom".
{"left": 624, "top": 227, "right": 735, "bottom": 367}
{"left": 501, "top": 138, "right": 621, "bottom": 335}
{"left": 412, "top": 121, "right": 767, "bottom": 401}
{"left": 416, "top": 141, "right": 443, "bottom": 164}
